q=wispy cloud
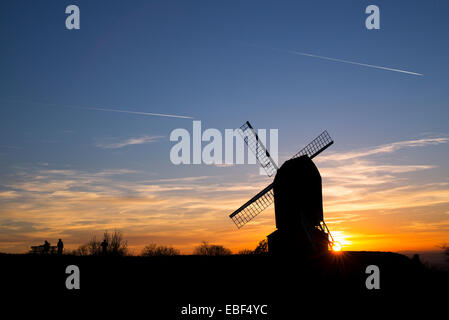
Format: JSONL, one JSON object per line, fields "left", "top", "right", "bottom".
{"left": 0, "top": 168, "right": 271, "bottom": 253}
{"left": 315, "top": 136, "right": 449, "bottom": 240}
{"left": 318, "top": 137, "right": 449, "bottom": 162}
{"left": 1, "top": 135, "right": 449, "bottom": 253}
{"left": 96, "top": 135, "right": 164, "bottom": 149}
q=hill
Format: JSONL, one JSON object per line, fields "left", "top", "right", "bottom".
{"left": 1, "top": 251, "right": 447, "bottom": 316}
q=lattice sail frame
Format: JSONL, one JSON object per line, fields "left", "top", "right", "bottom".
{"left": 292, "top": 130, "right": 333, "bottom": 160}
{"left": 239, "top": 121, "right": 278, "bottom": 177}
{"left": 230, "top": 183, "right": 274, "bottom": 228}
{"left": 229, "top": 127, "right": 334, "bottom": 228}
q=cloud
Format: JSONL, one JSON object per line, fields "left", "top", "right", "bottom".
{"left": 0, "top": 191, "right": 20, "bottom": 199}
{"left": 313, "top": 136, "right": 449, "bottom": 214}
{"left": 1, "top": 135, "right": 449, "bottom": 253}
{"left": 318, "top": 137, "right": 449, "bottom": 162}
{"left": 0, "top": 168, "right": 270, "bottom": 253}
{"left": 325, "top": 183, "right": 449, "bottom": 213}
{"left": 96, "top": 135, "right": 164, "bottom": 149}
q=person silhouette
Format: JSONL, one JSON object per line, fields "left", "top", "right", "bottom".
{"left": 57, "top": 239, "right": 64, "bottom": 255}
{"left": 101, "top": 239, "right": 108, "bottom": 255}
{"left": 43, "top": 240, "right": 50, "bottom": 254}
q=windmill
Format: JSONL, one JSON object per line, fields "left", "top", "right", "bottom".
{"left": 229, "top": 121, "right": 338, "bottom": 255}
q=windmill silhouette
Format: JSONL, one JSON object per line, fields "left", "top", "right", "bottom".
{"left": 229, "top": 121, "right": 338, "bottom": 255}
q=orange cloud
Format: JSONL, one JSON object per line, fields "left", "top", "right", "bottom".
{"left": 0, "top": 136, "right": 448, "bottom": 254}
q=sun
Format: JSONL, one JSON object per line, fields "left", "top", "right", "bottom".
{"left": 332, "top": 241, "right": 342, "bottom": 252}
{"left": 328, "top": 230, "right": 351, "bottom": 252}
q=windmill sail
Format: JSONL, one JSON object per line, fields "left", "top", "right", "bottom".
{"left": 239, "top": 121, "right": 278, "bottom": 177}
{"left": 229, "top": 128, "right": 334, "bottom": 229}
{"left": 229, "top": 183, "right": 274, "bottom": 228}
{"left": 292, "top": 130, "right": 333, "bottom": 160}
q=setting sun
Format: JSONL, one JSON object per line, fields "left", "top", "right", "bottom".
{"left": 332, "top": 241, "right": 342, "bottom": 252}
{"left": 329, "top": 230, "right": 351, "bottom": 252}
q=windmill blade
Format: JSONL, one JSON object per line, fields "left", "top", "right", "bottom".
{"left": 240, "top": 121, "right": 278, "bottom": 177}
{"left": 229, "top": 183, "right": 274, "bottom": 228}
{"left": 291, "top": 130, "right": 333, "bottom": 160}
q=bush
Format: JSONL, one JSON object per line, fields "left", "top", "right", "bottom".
{"left": 443, "top": 243, "right": 449, "bottom": 262}
{"left": 72, "top": 244, "right": 90, "bottom": 256}
{"left": 194, "top": 241, "right": 232, "bottom": 256}
{"left": 73, "top": 230, "right": 128, "bottom": 256}
{"left": 237, "top": 240, "right": 268, "bottom": 255}
{"left": 141, "top": 244, "right": 180, "bottom": 256}
{"left": 254, "top": 239, "right": 268, "bottom": 255}
{"left": 108, "top": 230, "right": 128, "bottom": 256}
{"left": 237, "top": 249, "right": 254, "bottom": 255}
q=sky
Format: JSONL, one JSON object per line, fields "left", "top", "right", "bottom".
{"left": 0, "top": 0, "right": 448, "bottom": 255}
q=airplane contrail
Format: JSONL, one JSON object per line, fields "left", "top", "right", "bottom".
{"left": 250, "top": 45, "right": 423, "bottom": 76}
{"left": 78, "top": 106, "right": 194, "bottom": 119}
{"left": 1, "top": 98, "right": 194, "bottom": 119}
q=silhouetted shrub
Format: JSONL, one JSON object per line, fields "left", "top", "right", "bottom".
{"left": 88, "top": 236, "right": 102, "bottom": 256}
{"left": 443, "top": 244, "right": 449, "bottom": 262}
{"left": 238, "top": 249, "right": 254, "bottom": 255}
{"left": 72, "top": 244, "right": 90, "bottom": 256}
{"left": 108, "top": 230, "right": 128, "bottom": 256}
{"left": 72, "top": 236, "right": 101, "bottom": 256}
{"left": 194, "top": 241, "right": 232, "bottom": 256}
{"left": 73, "top": 230, "right": 128, "bottom": 256}
{"left": 141, "top": 244, "right": 180, "bottom": 256}
{"left": 254, "top": 239, "right": 268, "bottom": 255}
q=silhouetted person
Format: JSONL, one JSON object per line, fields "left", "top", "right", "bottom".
{"left": 57, "top": 239, "right": 64, "bottom": 255}
{"left": 43, "top": 240, "right": 50, "bottom": 254}
{"left": 101, "top": 239, "right": 108, "bottom": 255}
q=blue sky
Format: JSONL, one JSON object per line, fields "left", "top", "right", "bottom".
{"left": 1, "top": 1, "right": 448, "bottom": 254}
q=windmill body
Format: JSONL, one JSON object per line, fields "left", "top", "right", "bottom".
{"left": 229, "top": 121, "right": 335, "bottom": 255}
{"left": 270, "top": 155, "right": 329, "bottom": 255}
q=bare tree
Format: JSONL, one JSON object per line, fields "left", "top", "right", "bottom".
{"left": 72, "top": 244, "right": 90, "bottom": 256}
{"left": 443, "top": 243, "right": 449, "bottom": 262}
{"left": 87, "top": 236, "right": 102, "bottom": 255}
{"left": 141, "top": 244, "right": 180, "bottom": 256}
{"left": 238, "top": 249, "right": 254, "bottom": 255}
{"left": 108, "top": 230, "right": 128, "bottom": 256}
{"left": 237, "top": 240, "right": 268, "bottom": 255}
{"left": 254, "top": 239, "right": 268, "bottom": 255}
{"left": 72, "top": 230, "right": 128, "bottom": 256}
{"left": 194, "top": 241, "right": 232, "bottom": 256}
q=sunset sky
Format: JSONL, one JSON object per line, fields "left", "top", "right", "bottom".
{"left": 1, "top": 0, "right": 448, "bottom": 254}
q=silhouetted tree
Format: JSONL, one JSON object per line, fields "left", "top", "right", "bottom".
{"left": 194, "top": 241, "right": 232, "bottom": 256}
{"left": 107, "top": 230, "right": 128, "bottom": 256}
{"left": 443, "top": 243, "right": 449, "bottom": 262}
{"left": 141, "top": 244, "right": 180, "bottom": 256}
{"left": 238, "top": 249, "right": 254, "bottom": 255}
{"left": 73, "top": 230, "right": 128, "bottom": 256}
{"left": 254, "top": 239, "right": 268, "bottom": 255}
{"left": 72, "top": 244, "right": 90, "bottom": 256}
{"left": 88, "top": 236, "right": 102, "bottom": 255}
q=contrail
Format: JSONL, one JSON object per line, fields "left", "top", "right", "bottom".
{"left": 1, "top": 98, "right": 194, "bottom": 119}
{"left": 251, "top": 44, "right": 423, "bottom": 76}
{"left": 78, "top": 106, "right": 194, "bottom": 119}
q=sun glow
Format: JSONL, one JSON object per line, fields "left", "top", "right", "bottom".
{"left": 332, "top": 241, "right": 342, "bottom": 252}
{"left": 330, "top": 230, "right": 351, "bottom": 252}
